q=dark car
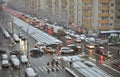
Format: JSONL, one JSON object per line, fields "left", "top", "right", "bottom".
{"left": 95, "top": 47, "right": 106, "bottom": 55}
{"left": 30, "top": 48, "right": 43, "bottom": 56}
{"left": 10, "top": 50, "right": 21, "bottom": 56}
{"left": 0, "top": 49, "right": 6, "bottom": 55}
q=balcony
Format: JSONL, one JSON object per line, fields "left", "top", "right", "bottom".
{"left": 115, "top": 13, "right": 120, "bottom": 16}
{"left": 99, "top": 0, "right": 110, "bottom": 3}
{"left": 115, "top": 19, "right": 120, "bottom": 23}
{"left": 116, "top": 6, "right": 120, "bottom": 10}
{"left": 99, "top": 20, "right": 109, "bottom": 24}
{"left": 82, "top": 6, "right": 92, "bottom": 9}
{"left": 99, "top": 13, "right": 110, "bottom": 17}
{"left": 82, "top": 0, "right": 92, "bottom": 3}
{"left": 83, "top": 19, "right": 92, "bottom": 22}
{"left": 99, "top": 6, "right": 109, "bottom": 10}
{"left": 97, "top": 26, "right": 110, "bottom": 30}
{"left": 83, "top": 25, "right": 91, "bottom": 29}
{"left": 82, "top": 12, "right": 92, "bottom": 16}
{"left": 116, "top": 0, "right": 120, "bottom": 2}
{"left": 114, "top": 26, "right": 120, "bottom": 30}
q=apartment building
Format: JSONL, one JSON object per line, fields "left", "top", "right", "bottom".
{"left": 10, "top": 0, "right": 120, "bottom": 32}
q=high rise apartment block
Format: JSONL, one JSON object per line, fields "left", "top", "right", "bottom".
{"left": 10, "top": 0, "right": 120, "bottom": 32}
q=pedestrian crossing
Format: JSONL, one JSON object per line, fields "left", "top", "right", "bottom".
{"left": 37, "top": 65, "right": 63, "bottom": 72}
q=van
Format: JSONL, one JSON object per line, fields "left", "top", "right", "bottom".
{"left": 25, "top": 67, "right": 38, "bottom": 77}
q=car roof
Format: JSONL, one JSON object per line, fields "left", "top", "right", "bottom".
{"left": 2, "top": 60, "right": 9, "bottom": 64}
{"left": 26, "top": 67, "right": 36, "bottom": 76}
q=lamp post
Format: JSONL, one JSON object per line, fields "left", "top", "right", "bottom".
{"left": 8, "top": 20, "right": 14, "bottom": 35}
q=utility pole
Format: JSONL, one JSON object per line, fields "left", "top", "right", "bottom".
{"left": 27, "top": 28, "right": 30, "bottom": 64}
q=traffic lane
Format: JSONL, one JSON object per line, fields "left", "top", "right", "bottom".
{"left": 108, "top": 46, "right": 120, "bottom": 59}
{"left": 85, "top": 48, "right": 120, "bottom": 76}
{"left": 29, "top": 54, "right": 74, "bottom": 77}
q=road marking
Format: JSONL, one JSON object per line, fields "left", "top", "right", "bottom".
{"left": 89, "top": 57, "right": 96, "bottom": 62}
{"left": 15, "top": 75, "right": 18, "bottom": 77}
{"left": 42, "top": 66, "right": 47, "bottom": 72}
{"left": 39, "top": 66, "right": 43, "bottom": 72}
{"left": 102, "top": 64, "right": 120, "bottom": 74}
{"left": 9, "top": 75, "right": 12, "bottom": 77}
{"left": 0, "top": 66, "right": 2, "bottom": 70}
{"left": 35, "top": 67, "right": 39, "bottom": 72}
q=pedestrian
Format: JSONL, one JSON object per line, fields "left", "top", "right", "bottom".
{"left": 55, "top": 60, "right": 59, "bottom": 66}
{"left": 69, "top": 58, "right": 73, "bottom": 67}
{"left": 47, "top": 68, "right": 50, "bottom": 73}
{"left": 117, "top": 50, "right": 120, "bottom": 55}
{"left": 47, "top": 62, "right": 50, "bottom": 66}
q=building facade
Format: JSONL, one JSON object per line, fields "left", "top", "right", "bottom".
{"left": 10, "top": 0, "right": 120, "bottom": 32}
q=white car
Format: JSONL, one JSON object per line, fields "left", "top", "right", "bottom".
{"left": 12, "top": 58, "right": 20, "bottom": 68}
{"left": 85, "top": 37, "right": 95, "bottom": 42}
{"left": 25, "top": 67, "right": 38, "bottom": 77}
{"left": 1, "top": 54, "right": 8, "bottom": 60}
{"left": 65, "top": 35, "right": 72, "bottom": 40}
{"left": 2, "top": 60, "right": 9, "bottom": 68}
{"left": 79, "top": 34, "right": 86, "bottom": 40}
{"left": 74, "top": 38, "right": 81, "bottom": 43}
{"left": 60, "top": 47, "right": 74, "bottom": 54}
{"left": 21, "top": 55, "right": 28, "bottom": 64}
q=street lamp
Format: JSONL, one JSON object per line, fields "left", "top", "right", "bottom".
{"left": 8, "top": 20, "right": 14, "bottom": 35}
{"left": 26, "top": 28, "right": 35, "bottom": 64}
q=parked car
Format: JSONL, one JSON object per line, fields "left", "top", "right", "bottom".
{"left": 10, "top": 50, "right": 20, "bottom": 56}
{"left": 21, "top": 55, "right": 28, "bottom": 64}
{"left": 11, "top": 58, "right": 20, "bottom": 69}
{"left": 1, "top": 54, "right": 8, "bottom": 60}
{"left": 2, "top": 60, "right": 10, "bottom": 68}
{"left": 0, "top": 50, "right": 6, "bottom": 55}
{"left": 60, "top": 47, "right": 74, "bottom": 54}
{"left": 25, "top": 67, "right": 38, "bottom": 77}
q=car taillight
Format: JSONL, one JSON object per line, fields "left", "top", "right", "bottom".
{"left": 118, "top": 65, "right": 120, "bottom": 69}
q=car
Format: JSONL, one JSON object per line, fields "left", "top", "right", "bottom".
{"left": 45, "top": 47, "right": 56, "bottom": 53}
{"left": 86, "top": 42, "right": 98, "bottom": 49}
{"left": 21, "top": 55, "right": 28, "bottom": 64}
{"left": 65, "top": 35, "right": 72, "bottom": 40}
{"left": 25, "top": 67, "right": 38, "bottom": 77}
{"left": 74, "top": 38, "right": 81, "bottom": 43}
{"left": 2, "top": 60, "right": 10, "bottom": 68}
{"left": 104, "top": 51, "right": 113, "bottom": 58}
{"left": 30, "top": 48, "right": 43, "bottom": 56}
{"left": 79, "top": 34, "right": 86, "bottom": 40}
{"left": 11, "top": 58, "right": 20, "bottom": 69}
{"left": 0, "top": 50, "right": 6, "bottom": 55}
{"left": 67, "top": 44, "right": 80, "bottom": 53}
{"left": 10, "top": 50, "right": 20, "bottom": 56}
{"left": 95, "top": 47, "right": 106, "bottom": 55}
{"left": 1, "top": 54, "right": 8, "bottom": 60}
{"left": 60, "top": 47, "right": 74, "bottom": 54}
{"left": 85, "top": 37, "right": 95, "bottom": 43}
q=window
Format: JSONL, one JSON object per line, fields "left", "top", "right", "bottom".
{"left": 111, "top": 3, "right": 114, "bottom": 7}
{"left": 111, "top": 10, "right": 114, "bottom": 13}
{"left": 110, "top": 23, "right": 113, "bottom": 26}
{"left": 110, "top": 17, "right": 113, "bottom": 19}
